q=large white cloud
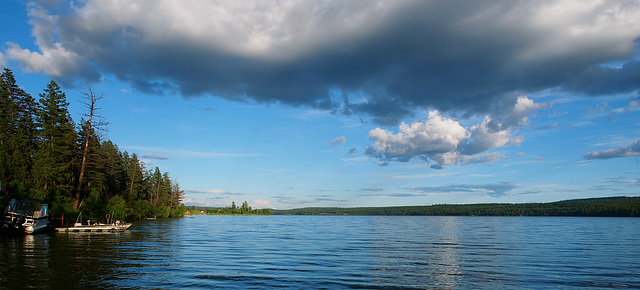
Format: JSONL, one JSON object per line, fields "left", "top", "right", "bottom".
{"left": 4, "top": 0, "right": 640, "bottom": 124}
{"left": 367, "top": 96, "right": 539, "bottom": 168}
{"left": 367, "top": 111, "right": 467, "bottom": 162}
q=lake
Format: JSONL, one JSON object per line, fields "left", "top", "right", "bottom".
{"left": 1, "top": 215, "right": 639, "bottom": 289}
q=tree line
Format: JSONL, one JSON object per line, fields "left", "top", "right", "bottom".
{"left": 274, "top": 197, "right": 640, "bottom": 217}
{"left": 0, "top": 68, "right": 186, "bottom": 223}
{"left": 189, "top": 201, "right": 272, "bottom": 215}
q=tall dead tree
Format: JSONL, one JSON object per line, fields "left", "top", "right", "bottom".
{"left": 73, "top": 85, "right": 107, "bottom": 210}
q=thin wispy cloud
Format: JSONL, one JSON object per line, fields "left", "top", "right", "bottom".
{"left": 139, "top": 153, "right": 169, "bottom": 160}
{"left": 408, "top": 182, "right": 521, "bottom": 198}
{"left": 186, "top": 189, "right": 245, "bottom": 196}
{"left": 122, "top": 146, "right": 259, "bottom": 158}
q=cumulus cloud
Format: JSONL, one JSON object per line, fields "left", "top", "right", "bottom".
{"left": 584, "top": 139, "right": 640, "bottom": 159}
{"left": 366, "top": 110, "right": 467, "bottom": 162}
{"left": 5, "top": 0, "right": 640, "bottom": 124}
{"left": 366, "top": 96, "right": 537, "bottom": 168}
{"left": 4, "top": 4, "right": 99, "bottom": 80}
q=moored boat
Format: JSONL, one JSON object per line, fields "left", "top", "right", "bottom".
{"left": 55, "top": 213, "right": 132, "bottom": 232}
{"left": 55, "top": 221, "right": 132, "bottom": 232}
{"left": 1, "top": 198, "right": 49, "bottom": 234}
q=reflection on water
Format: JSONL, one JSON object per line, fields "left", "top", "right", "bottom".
{"left": 1, "top": 216, "right": 640, "bottom": 289}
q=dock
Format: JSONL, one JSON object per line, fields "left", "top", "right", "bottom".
{"left": 55, "top": 223, "right": 132, "bottom": 232}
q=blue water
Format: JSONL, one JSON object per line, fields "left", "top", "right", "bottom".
{"left": 1, "top": 215, "right": 639, "bottom": 289}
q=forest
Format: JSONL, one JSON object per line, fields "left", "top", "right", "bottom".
{"left": 0, "top": 69, "right": 186, "bottom": 223}
{"left": 274, "top": 196, "right": 640, "bottom": 217}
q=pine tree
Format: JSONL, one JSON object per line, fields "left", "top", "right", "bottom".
{"left": 33, "top": 80, "right": 76, "bottom": 198}
{"left": 124, "top": 152, "right": 146, "bottom": 200}
{"left": 0, "top": 69, "right": 16, "bottom": 183}
{"left": 0, "top": 69, "right": 37, "bottom": 194}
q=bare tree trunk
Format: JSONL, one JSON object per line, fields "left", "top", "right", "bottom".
{"left": 73, "top": 108, "right": 92, "bottom": 210}
{"left": 155, "top": 176, "right": 160, "bottom": 206}
{"left": 128, "top": 155, "right": 136, "bottom": 197}
{"left": 73, "top": 85, "right": 105, "bottom": 210}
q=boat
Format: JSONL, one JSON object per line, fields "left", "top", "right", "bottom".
{"left": 0, "top": 197, "right": 50, "bottom": 234}
{"left": 55, "top": 222, "right": 132, "bottom": 232}
{"left": 55, "top": 213, "right": 132, "bottom": 232}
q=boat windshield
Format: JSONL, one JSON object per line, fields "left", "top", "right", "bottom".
{"left": 4, "top": 198, "right": 48, "bottom": 217}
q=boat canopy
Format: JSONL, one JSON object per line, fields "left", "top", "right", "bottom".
{"left": 4, "top": 198, "right": 48, "bottom": 218}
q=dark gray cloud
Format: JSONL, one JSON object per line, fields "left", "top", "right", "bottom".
{"left": 584, "top": 139, "right": 640, "bottom": 160}
{"left": 5, "top": 0, "right": 640, "bottom": 125}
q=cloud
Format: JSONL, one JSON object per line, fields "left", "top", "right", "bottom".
{"left": 6, "top": 0, "right": 640, "bottom": 125}
{"left": 366, "top": 110, "right": 467, "bottom": 162}
{"left": 275, "top": 194, "right": 347, "bottom": 206}
{"left": 583, "top": 139, "right": 640, "bottom": 159}
{"left": 365, "top": 96, "right": 538, "bottom": 168}
{"left": 361, "top": 188, "right": 383, "bottom": 192}
{"left": 251, "top": 198, "right": 275, "bottom": 209}
{"left": 139, "top": 153, "right": 169, "bottom": 160}
{"left": 331, "top": 136, "right": 346, "bottom": 147}
{"left": 122, "top": 145, "right": 258, "bottom": 158}
{"left": 409, "top": 182, "right": 521, "bottom": 197}
{"left": 186, "top": 189, "right": 244, "bottom": 196}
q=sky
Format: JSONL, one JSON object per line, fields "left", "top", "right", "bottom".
{"left": 1, "top": 0, "right": 639, "bottom": 209}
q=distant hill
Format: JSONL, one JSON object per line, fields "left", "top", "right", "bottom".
{"left": 273, "top": 196, "right": 640, "bottom": 217}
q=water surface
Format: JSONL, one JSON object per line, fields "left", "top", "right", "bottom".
{"left": 1, "top": 216, "right": 639, "bottom": 289}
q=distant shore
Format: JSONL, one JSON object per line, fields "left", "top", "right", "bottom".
{"left": 273, "top": 196, "right": 640, "bottom": 217}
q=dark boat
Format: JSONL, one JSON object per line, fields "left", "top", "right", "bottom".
{"left": 1, "top": 198, "right": 49, "bottom": 234}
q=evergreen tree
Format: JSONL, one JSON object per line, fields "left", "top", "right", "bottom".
{"left": 0, "top": 69, "right": 17, "bottom": 184}
{"left": 123, "top": 152, "right": 146, "bottom": 200}
{"left": 0, "top": 69, "right": 37, "bottom": 194}
{"left": 33, "top": 80, "right": 76, "bottom": 198}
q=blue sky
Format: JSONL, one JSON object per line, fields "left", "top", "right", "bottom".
{"left": 1, "top": 0, "right": 639, "bottom": 209}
